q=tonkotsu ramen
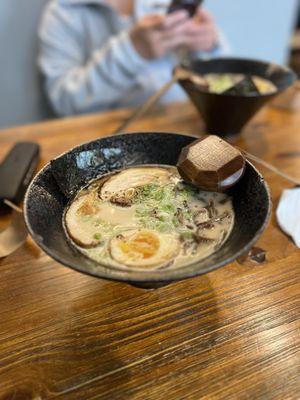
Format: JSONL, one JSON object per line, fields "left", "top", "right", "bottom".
{"left": 64, "top": 166, "right": 235, "bottom": 271}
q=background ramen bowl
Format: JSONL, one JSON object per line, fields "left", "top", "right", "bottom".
{"left": 177, "top": 57, "right": 296, "bottom": 139}
{"left": 24, "top": 133, "right": 271, "bottom": 289}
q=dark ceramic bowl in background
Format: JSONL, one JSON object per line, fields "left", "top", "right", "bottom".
{"left": 177, "top": 57, "right": 296, "bottom": 139}
{"left": 24, "top": 132, "right": 271, "bottom": 289}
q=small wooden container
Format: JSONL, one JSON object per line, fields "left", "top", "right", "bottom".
{"left": 177, "top": 135, "right": 245, "bottom": 191}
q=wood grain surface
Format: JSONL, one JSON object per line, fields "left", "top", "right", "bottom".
{"left": 0, "top": 102, "right": 299, "bottom": 400}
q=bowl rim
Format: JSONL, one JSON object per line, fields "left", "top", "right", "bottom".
{"left": 178, "top": 56, "right": 297, "bottom": 99}
{"left": 24, "top": 132, "right": 272, "bottom": 283}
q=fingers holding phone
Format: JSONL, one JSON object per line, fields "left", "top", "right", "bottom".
{"left": 129, "top": 10, "right": 190, "bottom": 59}
{"left": 166, "top": 3, "right": 218, "bottom": 52}
{"left": 129, "top": 3, "right": 218, "bottom": 60}
{"left": 181, "top": 9, "right": 218, "bottom": 52}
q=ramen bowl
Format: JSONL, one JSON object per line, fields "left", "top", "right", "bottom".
{"left": 177, "top": 57, "right": 296, "bottom": 139}
{"left": 24, "top": 132, "right": 271, "bottom": 289}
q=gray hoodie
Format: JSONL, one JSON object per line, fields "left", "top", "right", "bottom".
{"left": 38, "top": 0, "right": 229, "bottom": 116}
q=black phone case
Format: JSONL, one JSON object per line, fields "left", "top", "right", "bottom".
{"left": 167, "top": 0, "right": 203, "bottom": 17}
{"left": 0, "top": 142, "right": 40, "bottom": 209}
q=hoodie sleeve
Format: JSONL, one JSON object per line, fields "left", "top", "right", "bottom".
{"left": 38, "top": 4, "right": 149, "bottom": 116}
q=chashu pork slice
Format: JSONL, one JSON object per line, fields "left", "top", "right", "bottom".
{"left": 100, "top": 167, "right": 172, "bottom": 203}
{"left": 65, "top": 192, "right": 103, "bottom": 248}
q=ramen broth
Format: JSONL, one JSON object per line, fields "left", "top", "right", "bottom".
{"left": 64, "top": 166, "right": 235, "bottom": 271}
{"left": 204, "top": 73, "right": 277, "bottom": 95}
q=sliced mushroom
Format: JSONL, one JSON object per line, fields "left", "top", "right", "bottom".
{"left": 205, "top": 199, "right": 217, "bottom": 219}
{"left": 213, "top": 211, "right": 232, "bottom": 223}
{"left": 193, "top": 208, "right": 210, "bottom": 226}
{"left": 176, "top": 208, "right": 185, "bottom": 225}
{"left": 109, "top": 188, "right": 136, "bottom": 207}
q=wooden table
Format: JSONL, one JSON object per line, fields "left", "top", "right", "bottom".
{"left": 0, "top": 103, "right": 299, "bottom": 400}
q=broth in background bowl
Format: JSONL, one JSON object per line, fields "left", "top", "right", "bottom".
{"left": 203, "top": 73, "right": 277, "bottom": 95}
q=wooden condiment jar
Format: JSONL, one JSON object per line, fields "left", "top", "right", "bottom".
{"left": 177, "top": 135, "right": 245, "bottom": 191}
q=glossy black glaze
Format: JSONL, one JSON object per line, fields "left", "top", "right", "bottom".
{"left": 178, "top": 58, "right": 296, "bottom": 138}
{"left": 24, "top": 132, "right": 271, "bottom": 289}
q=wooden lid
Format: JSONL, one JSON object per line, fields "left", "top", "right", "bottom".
{"left": 177, "top": 135, "right": 245, "bottom": 191}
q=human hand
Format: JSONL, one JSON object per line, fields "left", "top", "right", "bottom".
{"left": 129, "top": 9, "right": 218, "bottom": 60}
{"left": 129, "top": 10, "right": 191, "bottom": 59}
{"left": 177, "top": 9, "right": 219, "bottom": 52}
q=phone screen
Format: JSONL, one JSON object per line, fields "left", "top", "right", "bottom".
{"left": 167, "top": 0, "right": 204, "bottom": 17}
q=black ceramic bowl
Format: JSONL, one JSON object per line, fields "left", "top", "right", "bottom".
{"left": 24, "top": 132, "right": 271, "bottom": 289}
{"left": 177, "top": 57, "right": 296, "bottom": 138}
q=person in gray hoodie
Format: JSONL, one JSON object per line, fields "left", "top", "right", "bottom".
{"left": 38, "top": 0, "right": 229, "bottom": 116}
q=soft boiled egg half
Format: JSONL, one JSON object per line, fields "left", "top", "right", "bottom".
{"left": 109, "top": 229, "right": 180, "bottom": 268}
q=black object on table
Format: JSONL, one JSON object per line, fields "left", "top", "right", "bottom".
{"left": 0, "top": 142, "right": 40, "bottom": 211}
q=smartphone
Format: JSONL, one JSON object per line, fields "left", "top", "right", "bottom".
{"left": 167, "top": 0, "right": 204, "bottom": 17}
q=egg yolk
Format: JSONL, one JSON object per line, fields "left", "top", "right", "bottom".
{"left": 119, "top": 232, "right": 160, "bottom": 259}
